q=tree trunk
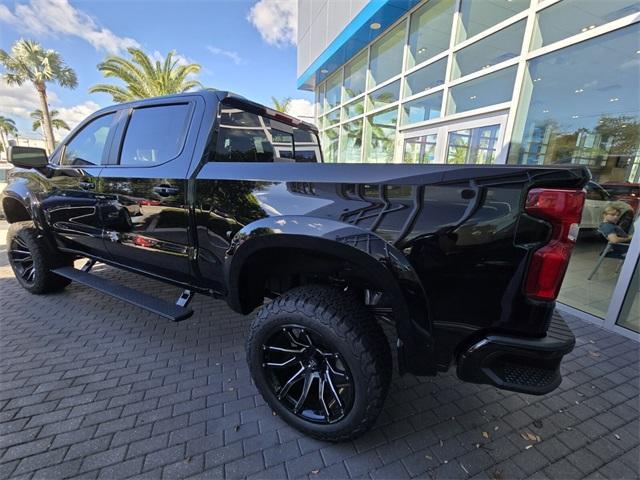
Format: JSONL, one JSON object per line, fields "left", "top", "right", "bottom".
{"left": 0, "top": 130, "right": 6, "bottom": 161}
{"left": 35, "top": 82, "right": 56, "bottom": 153}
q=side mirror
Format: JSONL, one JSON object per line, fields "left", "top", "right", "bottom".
{"left": 8, "top": 146, "right": 48, "bottom": 168}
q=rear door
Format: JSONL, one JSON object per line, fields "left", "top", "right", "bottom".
{"left": 97, "top": 97, "right": 202, "bottom": 284}
{"left": 39, "top": 111, "right": 120, "bottom": 257}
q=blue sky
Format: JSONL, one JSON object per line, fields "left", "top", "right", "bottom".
{"left": 0, "top": 0, "right": 312, "bottom": 138}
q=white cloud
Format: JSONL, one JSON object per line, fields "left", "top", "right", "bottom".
{"left": 0, "top": 79, "right": 59, "bottom": 120}
{"left": 286, "top": 99, "right": 314, "bottom": 121}
{"left": 55, "top": 101, "right": 101, "bottom": 131}
{"left": 0, "top": 0, "right": 139, "bottom": 54}
{"left": 247, "top": 0, "right": 297, "bottom": 47}
{"left": 206, "top": 46, "right": 245, "bottom": 65}
{"left": 0, "top": 4, "right": 16, "bottom": 23}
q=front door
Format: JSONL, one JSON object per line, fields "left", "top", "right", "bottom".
{"left": 97, "top": 101, "right": 198, "bottom": 284}
{"left": 402, "top": 113, "right": 509, "bottom": 164}
{"left": 40, "top": 112, "right": 119, "bottom": 257}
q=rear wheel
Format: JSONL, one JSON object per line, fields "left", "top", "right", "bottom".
{"left": 7, "top": 221, "right": 72, "bottom": 294}
{"left": 246, "top": 285, "right": 392, "bottom": 441}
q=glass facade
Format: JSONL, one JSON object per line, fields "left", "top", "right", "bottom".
{"left": 311, "top": 0, "right": 640, "bottom": 330}
{"left": 457, "top": 0, "right": 530, "bottom": 42}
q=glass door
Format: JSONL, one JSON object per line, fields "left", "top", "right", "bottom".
{"left": 401, "top": 112, "right": 509, "bottom": 164}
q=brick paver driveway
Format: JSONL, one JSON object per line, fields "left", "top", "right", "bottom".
{"left": 0, "top": 222, "right": 638, "bottom": 479}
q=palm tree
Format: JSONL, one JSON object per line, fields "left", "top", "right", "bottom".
{"left": 0, "top": 115, "right": 18, "bottom": 159}
{"left": 90, "top": 48, "right": 202, "bottom": 103}
{"left": 31, "top": 109, "right": 70, "bottom": 143}
{"left": 0, "top": 40, "right": 77, "bottom": 153}
{"left": 271, "top": 97, "right": 291, "bottom": 113}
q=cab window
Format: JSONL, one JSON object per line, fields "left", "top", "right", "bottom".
{"left": 119, "top": 104, "right": 191, "bottom": 166}
{"left": 213, "top": 103, "right": 320, "bottom": 162}
{"left": 61, "top": 113, "right": 117, "bottom": 166}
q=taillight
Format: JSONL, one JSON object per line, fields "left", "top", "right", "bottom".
{"left": 524, "top": 188, "right": 585, "bottom": 301}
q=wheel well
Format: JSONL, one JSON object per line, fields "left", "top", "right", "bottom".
{"left": 2, "top": 197, "right": 31, "bottom": 223}
{"left": 236, "top": 247, "right": 390, "bottom": 316}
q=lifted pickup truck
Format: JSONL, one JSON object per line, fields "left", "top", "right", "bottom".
{"left": 2, "top": 90, "right": 589, "bottom": 441}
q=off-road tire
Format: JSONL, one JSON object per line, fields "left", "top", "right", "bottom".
{"left": 7, "top": 221, "right": 72, "bottom": 294}
{"left": 246, "top": 285, "right": 392, "bottom": 441}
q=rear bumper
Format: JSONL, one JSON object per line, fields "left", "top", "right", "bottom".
{"left": 457, "top": 311, "right": 575, "bottom": 395}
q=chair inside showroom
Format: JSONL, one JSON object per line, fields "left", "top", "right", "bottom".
{"left": 588, "top": 230, "right": 629, "bottom": 280}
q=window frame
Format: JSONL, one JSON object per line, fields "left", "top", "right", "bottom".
{"left": 104, "top": 101, "right": 195, "bottom": 168}
{"left": 59, "top": 111, "right": 120, "bottom": 168}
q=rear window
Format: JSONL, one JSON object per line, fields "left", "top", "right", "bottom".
{"left": 214, "top": 103, "right": 320, "bottom": 163}
{"left": 119, "top": 104, "right": 191, "bottom": 166}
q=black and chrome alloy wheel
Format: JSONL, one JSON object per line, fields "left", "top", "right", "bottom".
{"left": 247, "top": 285, "right": 392, "bottom": 441}
{"left": 8, "top": 235, "right": 36, "bottom": 285}
{"left": 6, "top": 221, "right": 72, "bottom": 294}
{"left": 262, "top": 325, "right": 354, "bottom": 424}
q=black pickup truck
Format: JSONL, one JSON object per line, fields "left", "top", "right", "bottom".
{"left": 2, "top": 90, "right": 590, "bottom": 441}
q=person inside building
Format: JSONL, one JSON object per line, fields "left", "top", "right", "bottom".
{"left": 599, "top": 205, "right": 633, "bottom": 255}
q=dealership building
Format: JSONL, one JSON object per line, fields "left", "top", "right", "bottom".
{"left": 296, "top": 0, "right": 640, "bottom": 338}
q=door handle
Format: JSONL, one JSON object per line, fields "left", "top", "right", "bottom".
{"left": 79, "top": 181, "right": 95, "bottom": 190}
{"left": 153, "top": 185, "right": 179, "bottom": 197}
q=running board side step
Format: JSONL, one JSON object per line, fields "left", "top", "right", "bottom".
{"left": 52, "top": 266, "right": 194, "bottom": 322}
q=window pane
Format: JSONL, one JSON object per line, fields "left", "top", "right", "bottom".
{"left": 325, "top": 109, "right": 340, "bottom": 128}
{"left": 407, "top": 0, "right": 455, "bottom": 68}
{"left": 448, "top": 66, "right": 516, "bottom": 114}
{"left": 453, "top": 20, "right": 525, "bottom": 79}
{"left": 316, "top": 84, "right": 325, "bottom": 117}
{"left": 402, "top": 91, "right": 443, "bottom": 125}
{"left": 446, "top": 124, "right": 501, "bottom": 164}
{"left": 458, "top": 0, "right": 530, "bottom": 42}
{"left": 365, "top": 108, "right": 397, "bottom": 163}
{"left": 404, "top": 58, "right": 447, "bottom": 98}
{"left": 368, "top": 80, "right": 400, "bottom": 111}
{"left": 532, "top": 0, "right": 640, "bottom": 50}
{"left": 343, "top": 51, "right": 367, "bottom": 101}
{"left": 325, "top": 71, "right": 342, "bottom": 110}
{"left": 403, "top": 134, "right": 437, "bottom": 163}
{"left": 62, "top": 113, "right": 116, "bottom": 166}
{"left": 215, "top": 107, "right": 274, "bottom": 162}
{"left": 616, "top": 257, "right": 639, "bottom": 333}
{"left": 369, "top": 21, "right": 406, "bottom": 88}
{"left": 342, "top": 98, "right": 364, "bottom": 120}
{"left": 120, "top": 104, "right": 190, "bottom": 166}
{"left": 322, "top": 127, "right": 340, "bottom": 163}
{"left": 509, "top": 23, "right": 640, "bottom": 180}
{"left": 340, "top": 119, "right": 363, "bottom": 162}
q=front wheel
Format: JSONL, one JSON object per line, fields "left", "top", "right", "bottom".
{"left": 7, "top": 221, "right": 72, "bottom": 294}
{"left": 246, "top": 285, "right": 392, "bottom": 441}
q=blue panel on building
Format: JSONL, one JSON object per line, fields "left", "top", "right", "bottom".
{"left": 297, "top": 0, "right": 422, "bottom": 90}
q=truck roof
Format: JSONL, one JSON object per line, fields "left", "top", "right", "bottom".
{"left": 93, "top": 89, "right": 319, "bottom": 133}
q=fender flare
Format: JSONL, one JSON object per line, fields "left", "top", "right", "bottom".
{"left": 224, "top": 216, "right": 436, "bottom": 375}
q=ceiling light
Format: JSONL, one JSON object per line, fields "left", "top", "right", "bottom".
{"left": 622, "top": 125, "right": 627, "bottom": 128}
{"left": 574, "top": 88, "right": 584, "bottom": 93}
{"left": 609, "top": 97, "right": 619, "bottom": 102}
{"left": 370, "top": 22, "right": 381, "bottom": 30}
{"left": 482, "top": 64, "right": 492, "bottom": 69}
{"left": 581, "top": 24, "right": 597, "bottom": 32}
{"left": 320, "top": 69, "right": 328, "bottom": 74}
{"left": 572, "top": 115, "right": 579, "bottom": 119}
{"left": 533, "top": 78, "right": 542, "bottom": 82}
{"left": 637, "top": 49, "right": 640, "bottom": 54}
{"left": 469, "top": 95, "right": 477, "bottom": 100}
{"left": 542, "top": 109, "right": 549, "bottom": 113}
